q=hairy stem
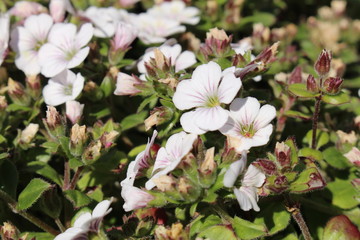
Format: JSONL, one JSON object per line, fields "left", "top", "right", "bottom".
{"left": 69, "top": 166, "right": 84, "bottom": 190}
{"left": 311, "top": 96, "right": 322, "bottom": 149}
{"left": 0, "top": 189, "right": 59, "bottom": 236}
{"left": 284, "top": 195, "right": 312, "bottom": 240}
{"left": 63, "top": 160, "right": 70, "bottom": 190}
{"left": 55, "top": 218, "right": 66, "bottom": 232}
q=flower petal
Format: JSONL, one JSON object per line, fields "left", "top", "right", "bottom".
{"left": 234, "top": 186, "right": 260, "bottom": 211}
{"left": 218, "top": 72, "right": 242, "bottom": 104}
{"left": 242, "top": 164, "right": 266, "bottom": 188}
{"left": 253, "top": 104, "right": 276, "bottom": 130}
{"left": 67, "top": 47, "right": 90, "bottom": 69}
{"left": 193, "top": 106, "right": 229, "bottom": 131}
{"left": 38, "top": 43, "right": 67, "bottom": 77}
{"left": 180, "top": 111, "right": 206, "bottom": 134}
{"left": 175, "top": 50, "right": 196, "bottom": 72}
{"left": 191, "top": 61, "right": 222, "bottom": 95}
{"left": 173, "top": 79, "right": 207, "bottom": 110}
{"left": 251, "top": 124, "right": 273, "bottom": 148}
{"left": 92, "top": 199, "right": 112, "bottom": 218}
{"left": 223, "top": 151, "right": 247, "bottom": 188}
{"left": 75, "top": 23, "right": 94, "bottom": 48}
{"left": 24, "top": 13, "right": 53, "bottom": 42}
{"left": 229, "top": 97, "right": 260, "bottom": 126}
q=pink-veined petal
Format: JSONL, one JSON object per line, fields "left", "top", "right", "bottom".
{"left": 73, "top": 212, "right": 92, "bottom": 229}
{"left": 173, "top": 79, "right": 207, "bottom": 110}
{"left": 75, "top": 23, "right": 94, "bottom": 48}
{"left": 121, "top": 185, "right": 154, "bottom": 211}
{"left": 242, "top": 164, "right": 266, "bottom": 188}
{"left": 175, "top": 50, "right": 196, "bottom": 72}
{"left": 251, "top": 124, "right": 273, "bottom": 148}
{"left": 253, "top": 104, "right": 276, "bottom": 130}
{"left": 165, "top": 131, "right": 197, "bottom": 160}
{"left": 180, "top": 111, "right": 206, "bottom": 134}
{"left": 67, "top": 47, "right": 90, "bottom": 69}
{"left": 229, "top": 97, "right": 260, "bottom": 126}
{"left": 191, "top": 61, "right": 222, "bottom": 95}
{"left": 223, "top": 151, "right": 247, "bottom": 188}
{"left": 38, "top": 43, "right": 67, "bottom": 77}
{"left": 54, "top": 227, "right": 88, "bottom": 240}
{"left": 194, "top": 106, "right": 229, "bottom": 131}
{"left": 234, "top": 186, "right": 260, "bottom": 211}
{"left": 48, "top": 23, "right": 76, "bottom": 47}
{"left": 218, "top": 71, "right": 242, "bottom": 104}
{"left": 24, "top": 13, "right": 53, "bottom": 42}
{"left": 43, "top": 81, "right": 74, "bottom": 106}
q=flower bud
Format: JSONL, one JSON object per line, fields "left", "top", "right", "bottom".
{"left": 178, "top": 177, "right": 199, "bottom": 201}
{"left": 252, "top": 159, "right": 277, "bottom": 175}
{"left": 306, "top": 74, "right": 318, "bottom": 92}
{"left": 155, "top": 223, "right": 187, "bottom": 240}
{"left": 288, "top": 66, "right": 302, "bottom": 84}
{"left": 314, "top": 49, "right": 332, "bottom": 76}
{"left": 152, "top": 175, "right": 176, "bottom": 192}
{"left": 322, "top": 77, "right": 343, "bottom": 94}
{"left": 100, "top": 130, "right": 119, "bottom": 149}
{"left": 70, "top": 124, "right": 87, "bottom": 157}
{"left": 344, "top": 147, "right": 360, "bottom": 168}
{"left": 66, "top": 100, "right": 84, "bottom": 124}
{"left": 26, "top": 75, "right": 41, "bottom": 99}
{"left": 50, "top": 0, "right": 66, "bottom": 23}
{"left": 7, "top": 78, "right": 31, "bottom": 106}
{"left": 323, "top": 215, "right": 360, "bottom": 240}
{"left": 336, "top": 130, "right": 357, "bottom": 145}
{"left": 0, "top": 95, "right": 7, "bottom": 111}
{"left": 84, "top": 81, "right": 104, "bottom": 101}
{"left": 144, "top": 106, "right": 173, "bottom": 131}
{"left": 200, "top": 27, "right": 233, "bottom": 58}
{"left": 19, "top": 123, "right": 39, "bottom": 147}
{"left": 43, "top": 106, "right": 65, "bottom": 138}
{"left": 275, "top": 142, "right": 291, "bottom": 170}
{"left": 252, "top": 41, "right": 279, "bottom": 65}
{"left": 221, "top": 136, "right": 242, "bottom": 163}
{"left": 199, "top": 147, "right": 217, "bottom": 187}
{"left": 82, "top": 140, "right": 102, "bottom": 165}
{"left": 109, "top": 23, "right": 137, "bottom": 65}
{"left": 0, "top": 222, "right": 20, "bottom": 240}
{"left": 114, "top": 72, "right": 143, "bottom": 96}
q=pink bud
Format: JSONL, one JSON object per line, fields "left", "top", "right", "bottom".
{"left": 111, "top": 23, "right": 137, "bottom": 52}
{"left": 323, "top": 77, "right": 343, "bottom": 94}
{"left": 66, "top": 100, "right": 84, "bottom": 124}
{"left": 344, "top": 147, "right": 360, "bottom": 167}
{"left": 9, "top": 1, "right": 47, "bottom": 19}
{"left": 306, "top": 74, "right": 318, "bottom": 92}
{"left": 288, "top": 66, "right": 302, "bottom": 84}
{"left": 314, "top": 49, "right": 332, "bottom": 76}
{"left": 119, "top": 0, "right": 141, "bottom": 7}
{"left": 50, "top": 0, "right": 66, "bottom": 23}
{"left": 114, "top": 72, "right": 142, "bottom": 96}
{"left": 121, "top": 185, "right": 154, "bottom": 212}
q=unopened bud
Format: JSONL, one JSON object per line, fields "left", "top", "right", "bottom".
{"left": 19, "top": 123, "right": 39, "bottom": 145}
{"left": 314, "top": 49, "right": 332, "bottom": 76}
{"left": 144, "top": 106, "right": 173, "bottom": 131}
{"left": 154, "top": 49, "right": 169, "bottom": 72}
{"left": 70, "top": 124, "right": 87, "bottom": 157}
{"left": 306, "top": 74, "right": 318, "bottom": 92}
{"left": 0, "top": 222, "right": 20, "bottom": 240}
{"left": 322, "top": 77, "right": 343, "bottom": 94}
{"left": 84, "top": 81, "right": 103, "bottom": 101}
{"left": 82, "top": 140, "right": 102, "bottom": 165}
{"left": 336, "top": 130, "right": 357, "bottom": 144}
{"left": 66, "top": 100, "right": 84, "bottom": 124}
{"left": 252, "top": 41, "right": 279, "bottom": 65}
{"left": 0, "top": 96, "right": 7, "bottom": 110}
{"left": 201, "top": 27, "right": 232, "bottom": 58}
{"left": 100, "top": 130, "right": 119, "bottom": 148}
{"left": 26, "top": 75, "right": 41, "bottom": 99}
{"left": 44, "top": 106, "right": 65, "bottom": 138}
{"left": 199, "top": 147, "right": 217, "bottom": 187}
{"left": 178, "top": 177, "right": 192, "bottom": 196}
{"left": 344, "top": 147, "right": 360, "bottom": 167}
{"left": 275, "top": 142, "right": 291, "bottom": 170}
{"left": 7, "top": 78, "right": 30, "bottom": 106}
{"left": 253, "top": 159, "right": 277, "bottom": 175}
{"left": 153, "top": 175, "right": 176, "bottom": 192}
{"left": 288, "top": 66, "right": 302, "bottom": 84}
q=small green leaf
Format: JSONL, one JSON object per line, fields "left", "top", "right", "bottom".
{"left": 322, "top": 91, "right": 350, "bottom": 105}
{"left": 137, "top": 95, "right": 158, "bottom": 113}
{"left": 323, "top": 147, "right": 350, "bottom": 169}
{"left": 25, "top": 161, "right": 63, "bottom": 186}
{"left": 41, "top": 141, "right": 60, "bottom": 153}
{"left": 120, "top": 111, "right": 148, "bottom": 131}
{"left": 298, "top": 148, "right": 323, "bottom": 161}
{"left": 289, "top": 167, "right": 325, "bottom": 193}
{"left": 288, "top": 83, "right": 320, "bottom": 98}
{"left": 22, "top": 232, "right": 54, "bottom": 240}
{"left": 284, "top": 110, "right": 312, "bottom": 120}
{"left": 232, "top": 216, "right": 267, "bottom": 239}
{"left": 69, "top": 157, "right": 84, "bottom": 169}
{"left": 198, "top": 224, "right": 237, "bottom": 240}
{"left": 239, "top": 12, "right": 276, "bottom": 27}
{"left": 100, "top": 76, "right": 115, "bottom": 97}
{"left": 64, "top": 189, "right": 92, "bottom": 208}
{"left": 175, "top": 206, "right": 187, "bottom": 221}
{"left": 17, "top": 178, "right": 51, "bottom": 210}
{"left": 327, "top": 179, "right": 359, "bottom": 209}
{"left": 0, "top": 160, "right": 18, "bottom": 198}
{"left": 303, "top": 130, "right": 329, "bottom": 149}
{"left": 128, "top": 144, "right": 146, "bottom": 158}
{"left": 6, "top": 104, "right": 32, "bottom": 112}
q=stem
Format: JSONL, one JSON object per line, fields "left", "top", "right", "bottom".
{"left": 311, "top": 96, "right": 322, "bottom": 149}
{"left": 63, "top": 160, "right": 70, "bottom": 190}
{"left": 211, "top": 204, "right": 234, "bottom": 224}
{"left": 284, "top": 195, "right": 312, "bottom": 240}
{"left": 0, "top": 189, "right": 59, "bottom": 236}
{"left": 69, "top": 166, "right": 84, "bottom": 190}
{"left": 55, "top": 218, "right": 66, "bottom": 232}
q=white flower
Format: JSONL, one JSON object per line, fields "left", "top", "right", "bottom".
{"left": 43, "top": 70, "right": 85, "bottom": 106}
{"left": 10, "top": 14, "right": 53, "bottom": 76}
{"left": 173, "top": 61, "right": 242, "bottom": 134}
{"left": 38, "top": 23, "right": 94, "bottom": 77}
{"left": 83, "top": 6, "right": 128, "bottom": 38}
{"left": 234, "top": 165, "right": 266, "bottom": 212}
{"left": 121, "top": 184, "right": 154, "bottom": 212}
{"left": 114, "top": 72, "right": 142, "bottom": 96}
{"left": 130, "top": 13, "right": 185, "bottom": 44}
{"left": 121, "top": 130, "right": 158, "bottom": 187}
{"left": 145, "top": 131, "right": 197, "bottom": 190}
{"left": 220, "top": 97, "right": 276, "bottom": 152}
{"left": 111, "top": 22, "right": 137, "bottom": 51}
{"left": 66, "top": 100, "right": 84, "bottom": 124}
{"left": 9, "top": 1, "right": 47, "bottom": 19}
{"left": 137, "top": 43, "right": 196, "bottom": 80}
{"left": 0, "top": 13, "right": 10, "bottom": 66}
{"left": 223, "top": 151, "right": 247, "bottom": 188}
{"left": 54, "top": 199, "right": 113, "bottom": 239}
{"left": 147, "top": 1, "right": 200, "bottom": 25}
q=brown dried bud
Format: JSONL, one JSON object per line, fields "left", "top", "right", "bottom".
{"left": 306, "top": 74, "right": 318, "bottom": 92}
{"left": 314, "top": 49, "right": 332, "bottom": 76}
{"left": 100, "top": 130, "right": 119, "bottom": 148}
{"left": 0, "top": 222, "right": 20, "bottom": 240}
{"left": 144, "top": 107, "right": 173, "bottom": 131}
{"left": 82, "top": 140, "right": 102, "bottom": 165}
{"left": 0, "top": 96, "right": 7, "bottom": 110}
{"left": 322, "top": 77, "right": 343, "bottom": 94}
{"left": 153, "top": 175, "right": 176, "bottom": 192}
{"left": 45, "top": 106, "right": 62, "bottom": 130}
{"left": 7, "top": 78, "right": 31, "bottom": 106}
{"left": 199, "top": 147, "right": 216, "bottom": 175}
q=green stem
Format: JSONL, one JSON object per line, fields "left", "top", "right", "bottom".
{"left": 69, "top": 166, "right": 84, "bottom": 190}
{"left": 211, "top": 204, "right": 234, "bottom": 224}
{"left": 55, "top": 218, "right": 66, "bottom": 232}
{"left": 311, "top": 96, "right": 322, "bottom": 149}
{"left": 0, "top": 189, "right": 59, "bottom": 236}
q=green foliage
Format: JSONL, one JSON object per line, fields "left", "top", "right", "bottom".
{"left": 17, "top": 179, "right": 51, "bottom": 211}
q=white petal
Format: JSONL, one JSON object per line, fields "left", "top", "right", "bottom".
{"left": 24, "top": 14, "right": 53, "bottom": 42}
{"left": 191, "top": 61, "right": 222, "bottom": 95}
{"left": 173, "top": 79, "right": 207, "bottom": 110}
{"left": 234, "top": 186, "right": 260, "bottom": 212}
{"left": 121, "top": 184, "right": 154, "bottom": 211}
{"left": 229, "top": 97, "right": 260, "bottom": 126}
{"left": 251, "top": 124, "right": 273, "bottom": 148}
{"left": 193, "top": 106, "right": 229, "bottom": 131}
{"left": 218, "top": 72, "right": 242, "bottom": 104}
{"left": 242, "top": 165, "right": 266, "bottom": 188}
{"left": 73, "top": 212, "right": 92, "bottom": 229}
{"left": 223, "top": 151, "right": 247, "bottom": 188}
{"left": 38, "top": 43, "right": 67, "bottom": 77}
{"left": 92, "top": 199, "right": 112, "bottom": 218}
{"left": 43, "top": 81, "right": 74, "bottom": 106}
{"left": 71, "top": 73, "right": 85, "bottom": 99}
{"left": 75, "top": 23, "right": 94, "bottom": 48}
{"left": 48, "top": 23, "right": 76, "bottom": 47}
{"left": 175, "top": 50, "right": 196, "bottom": 72}
{"left": 165, "top": 131, "right": 197, "bottom": 160}
{"left": 67, "top": 47, "right": 90, "bottom": 69}
{"left": 253, "top": 104, "right": 276, "bottom": 130}
{"left": 180, "top": 111, "right": 206, "bottom": 134}
{"left": 14, "top": 50, "right": 41, "bottom": 75}
{"left": 54, "top": 227, "right": 88, "bottom": 240}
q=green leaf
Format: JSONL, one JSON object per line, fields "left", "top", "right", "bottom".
{"left": 64, "top": 189, "right": 92, "bottom": 208}
{"left": 175, "top": 206, "right": 187, "bottom": 221}
{"left": 17, "top": 178, "right": 51, "bottom": 210}
{"left": 41, "top": 141, "right": 60, "bottom": 153}
{"left": 284, "top": 110, "right": 312, "bottom": 120}
{"left": 303, "top": 130, "right": 329, "bottom": 149}
{"left": 239, "top": 12, "right": 276, "bottom": 27}
{"left": 120, "top": 111, "right": 147, "bottom": 131}
{"left": 232, "top": 216, "right": 267, "bottom": 239}
{"left": 198, "top": 225, "right": 237, "bottom": 240}
{"left": 289, "top": 167, "right": 325, "bottom": 193}
{"left": 69, "top": 157, "right": 84, "bottom": 169}
{"left": 25, "top": 161, "right": 63, "bottom": 186}
{"left": 254, "top": 202, "right": 291, "bottom": 236}
{"left": 6, "top": 104, "right": 32, "bottom": 112}
{"left": 87, "top": 187, "right": 104, "bottom": 202}
{"left": 327, "top": 179, "right": 359, "bottom": 209}
{"left": 323, "top": 147, "right": 350, "bottom": 169}
{"left": 22, "top": 232, "right": 54, "bottom": 240}
{"left": 298, "top": 148, "right": 323, "bottom": 161}
{"left": 137, "top": 95, "right": 158, "bottom": 113}
{"left": 128, "top": 144, "right": 146, "bottom": 158}
{"left": 0, "top": 160, "right": 18, "bottom": 198}
{"left": 322, "top": 91, "right": 350, "bottom": 105}
{"left": 288, "top": 83, "right": 320, "bottom": 98}
{"left": 190, "top": 215, "right": 221, "bottom": 237}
